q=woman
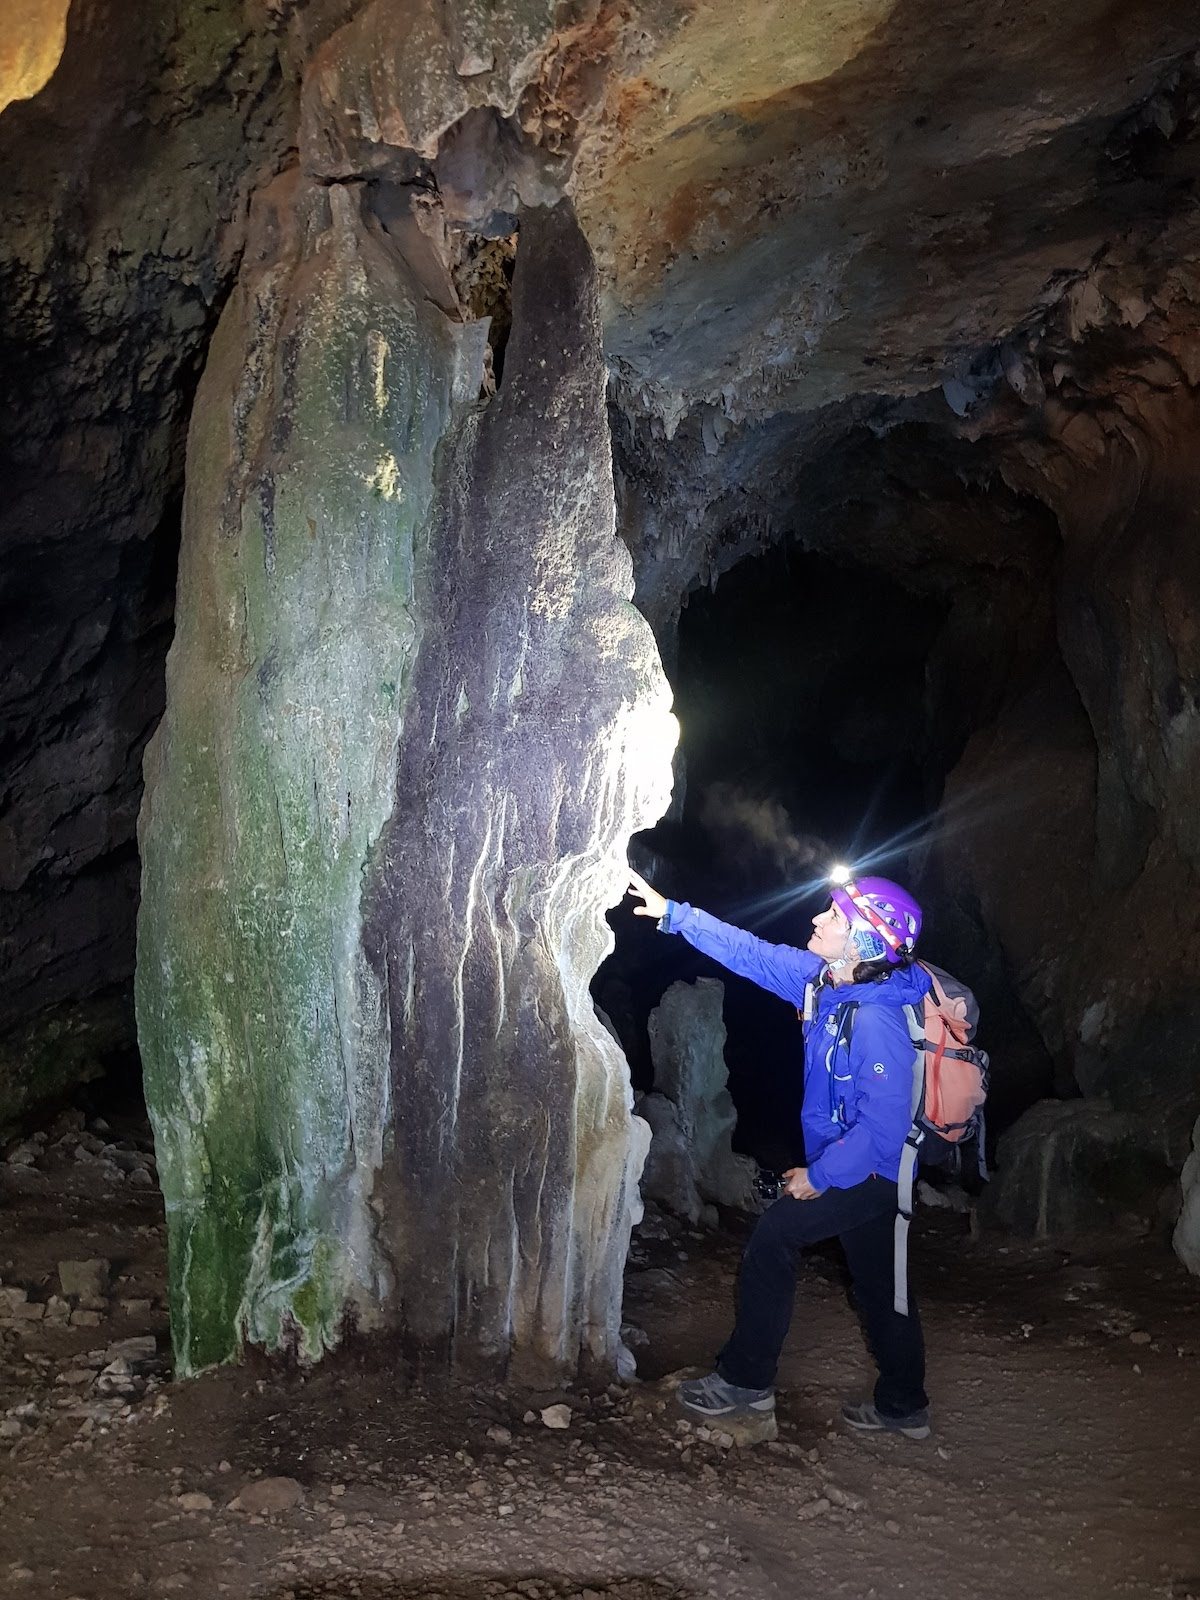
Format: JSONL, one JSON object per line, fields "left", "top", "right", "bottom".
{"left": 626, "top": 867, "right": 933, "bottom": 1440}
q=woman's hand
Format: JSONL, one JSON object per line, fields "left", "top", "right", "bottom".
{"left": 627, "top": 870, "right": 668, "bottom": 921}
{"left": 782, "top": 1167, "right": 823, "bottom": 1201}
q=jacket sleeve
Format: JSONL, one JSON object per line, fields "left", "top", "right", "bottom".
{"left": 807, "top": 1005, "right": 916, "bottom": 1190}
{"left": 660, "top": 900, "right": 823, "bottom": 1007}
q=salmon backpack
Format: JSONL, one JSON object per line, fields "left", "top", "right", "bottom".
{"left": 904, "top": 961, "right": 989, "bottom": 1171}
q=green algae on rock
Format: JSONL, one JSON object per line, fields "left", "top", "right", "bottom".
{"left": 136, "top": 173, "right": 482, "bottom": 1373}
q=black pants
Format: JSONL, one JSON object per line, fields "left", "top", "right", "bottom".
{"left": 716, "top": 1176, "right": 928, "bottom": 1418}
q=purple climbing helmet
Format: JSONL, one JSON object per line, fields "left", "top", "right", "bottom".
{"left": 830, "top": 874, "right": 922, "bottom": 965}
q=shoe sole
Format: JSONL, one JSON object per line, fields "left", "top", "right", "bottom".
{"left": 677, "top": 1396, "right": 776, "bottom": 1419}
{"left": 843, "top": 1413, "right": 930, "bottom": 1440}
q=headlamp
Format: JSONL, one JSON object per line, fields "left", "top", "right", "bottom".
{"left": 829, "top": 863, "right": 853, "bottom": 886}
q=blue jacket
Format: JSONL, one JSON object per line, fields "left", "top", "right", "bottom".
{"left": 660, "top": 901, "right": 932, "bottom": 1190}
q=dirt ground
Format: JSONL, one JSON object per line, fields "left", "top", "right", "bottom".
{"left": 2, "top": 1103, "right": 1199, "bottom": 1600}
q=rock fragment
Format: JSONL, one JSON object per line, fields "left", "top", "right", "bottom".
{"left": 58, "top": 1259, "right": 110, "bottom": 1307}
{"left": 228, "top": 1476, "right": 305, "bottom": 1514}
{"left": 176, "top": 1492, "right": 214, "bottom": 1512}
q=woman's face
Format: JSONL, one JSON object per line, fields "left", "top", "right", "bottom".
{"left": 808, "top": 901, "right": 852, "bottom": 963}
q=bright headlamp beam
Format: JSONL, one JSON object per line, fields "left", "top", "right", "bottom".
{"left": 829, "top": 864, "right": 853, "bottom": 885}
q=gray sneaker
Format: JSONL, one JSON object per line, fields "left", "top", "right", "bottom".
{"left": 841, "top": 1400, "right": 931, "bottom": 1440}
{"left": 677, "top": 1372, "right": 775, "bottom": 1419}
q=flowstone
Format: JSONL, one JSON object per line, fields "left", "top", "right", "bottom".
{"left": 137, "top": 183, "right": 674, "bottom": 1377}
{"left": 361, "top": 203, "right": 674, "bottom": 1379}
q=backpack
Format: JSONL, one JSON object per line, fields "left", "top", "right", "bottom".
{"left": 903, "top": 961, "right": 989, "bottom": 1173}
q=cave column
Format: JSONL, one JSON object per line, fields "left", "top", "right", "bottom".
{"left": 137, "top": 174, "right": 675, "bottom": 1375}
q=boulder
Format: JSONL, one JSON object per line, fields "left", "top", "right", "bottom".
{"left": 978, "top": 1099, "right": 1174, "bottom": 1239}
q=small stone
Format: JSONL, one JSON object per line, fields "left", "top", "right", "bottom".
{"left": 177, "top": 1492, "right": 213, "bottom": 1512}
{"left": 523, "top": 1410, "right": 538, "bottom": 1425}
{"left": 13, "top": 1301, "right": 45, "bottom": 1322}
{"left": 69, "top": 1309, "right": 102, "bottom": 1328}
{"left": 456, "top": 48, "right": 494, "bottom": 76}
{"left": 498, "top": 1504, "right": 515, "bottom": 1516}
{"left": 885, "top": 1519, "right": 901, "bottom": 1534}
{"left": 330, "top": 1483, "right": 345, "bottom": 1497}
{"left": 1129, "top": 1330, "right": 1151, "bottom": 1346}
{"left": 825, "top": 1483, "right": 865, "bottom": 1511}
{"left": 229, "top": 1476, "right": 304, "bottom": 1514}
{"left": 120, "top": 1298, "right": 152, "bottom": 1316}
{"left": 105, "top": 1335, "right": 158, "bottom": 1365}
{"left": 486, "top": 1425, "right": 512, "bottom": 1446}
{"left": 218, "top": 1460, "right": 232, "bottom": 1473}
{"left": 795, "top": 1497, "right": 831, "bottom": 1521}
{"left": 540, "top": 1404, "right": 571, "bottom": 1430}
{"left": 5, "top": 1141, "right": 40, "bottom": 1167}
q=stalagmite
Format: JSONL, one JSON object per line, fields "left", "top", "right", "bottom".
{"left": 639, "top": 978, "right": 757, "bottom": 1223}
{"left": 137, "top": 178, "right": 674, "bottom": 1375}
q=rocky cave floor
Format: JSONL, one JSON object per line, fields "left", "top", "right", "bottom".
{"left": 1, "top": 1108, "right": 1198, "bottom": 1600}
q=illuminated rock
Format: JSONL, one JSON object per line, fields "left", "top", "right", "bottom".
{"left": 0, "top": 0, "right": 71, "bottom": 115}
{"left": 137, "top": 181, "right": 674, "bottom": 1376}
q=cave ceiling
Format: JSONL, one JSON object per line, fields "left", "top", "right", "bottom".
{"left": 286, "top": 1, "right": 1200, "bottom": 430}
{"left": 283, "top": 0, "right": 1200, "bottom": 615}
{"left": 577, "top": 0, "right": 1200, "bottom": 428}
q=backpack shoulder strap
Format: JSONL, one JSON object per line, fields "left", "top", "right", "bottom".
{"left": 894, "top": 999, "right": 926, "bottom": 1319}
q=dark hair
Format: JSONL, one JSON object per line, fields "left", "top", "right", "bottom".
{"left": 850, "top": 950, "right": 914, "bottom": 985}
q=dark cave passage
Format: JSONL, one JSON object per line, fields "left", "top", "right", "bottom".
{"left": 598, "top": 513, "right": 1070, "bottom": 1173}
